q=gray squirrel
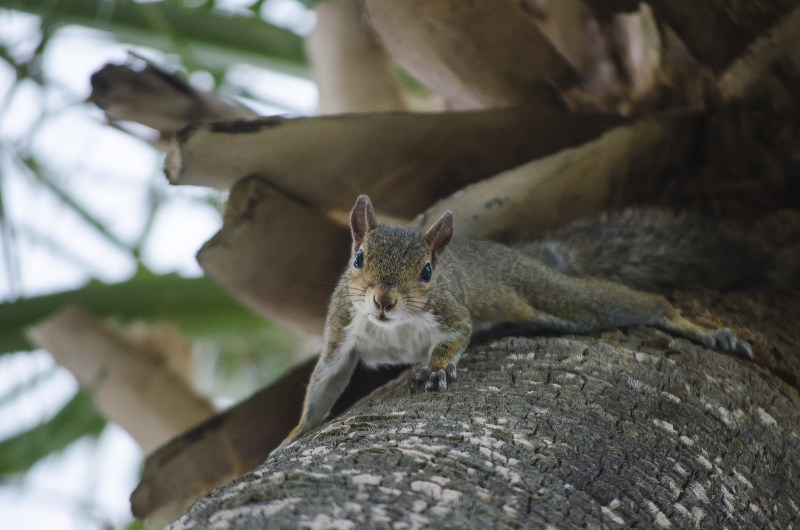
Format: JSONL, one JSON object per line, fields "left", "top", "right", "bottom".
{"left": 279, "top": 195, "right": 763, "bottom": 447}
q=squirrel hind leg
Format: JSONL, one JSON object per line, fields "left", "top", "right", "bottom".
{"left": 655, "top": 313, "right": 753, "bottom": 360}
{"left": 705, "top": 328, "right": 754, "bottom": 360}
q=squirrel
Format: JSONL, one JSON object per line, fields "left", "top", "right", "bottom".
{"left": 279, "top": 195, "right": 762, "bottom": 447}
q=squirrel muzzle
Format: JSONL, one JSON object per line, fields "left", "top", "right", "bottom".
{"left": 368, "top": 287, "right": 400, "bottom": 322}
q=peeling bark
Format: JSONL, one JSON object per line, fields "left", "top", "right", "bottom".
{"left": 646, "top": 0, "right": 800, "bottom": 73}
{"left": 90, "top": 58, "right": 256, "bottom": 144}
{"left": 523, "top": 0, "right": 588, "bottom": 73}
{"left": 27, "top": 305, "right": 215, "bottom": 454}
{"left": 583, "top": 0, "right": 800, "bottom": 73}
{"left": 166, "top": 108, "right": 624, "bottom": 219}
{"left": 717, "top": 4, "right": 800, "bottom": 101}
{"left": 613, "top": 4, "right": 663, "bottom": 103}
{"left": 412, "top": 111, "right": 703, "bottom": 241}
{"left": 364, "top": 0, "right": 575, "bottom": 109}
{"left": 196, "top": 177, "right": 351, "bottom": 334}
{"left": 307, "top": 0, "right": 407, "bottom": 114}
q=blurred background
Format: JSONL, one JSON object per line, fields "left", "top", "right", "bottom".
{"left": 0, "top": 1, "right": 318, "bottom": 528}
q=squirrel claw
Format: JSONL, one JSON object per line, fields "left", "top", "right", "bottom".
{"left": 418, "top": 364, "right": 457, "bottom": 392}
{"left": 416, "top": 366, "right": 432, "bottom": 384}
{"left": 426, "top": 369, "right": 447, "bottom": 391}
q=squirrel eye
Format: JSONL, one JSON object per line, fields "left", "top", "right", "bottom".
{"left": 354, "top": 249, "right": 364, "bottom": 269}
{"left": 420, "top": 263, "right": 432, "bottom": 282}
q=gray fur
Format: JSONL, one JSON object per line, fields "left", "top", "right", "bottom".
{"left": 521, "top": 209, "right": 771, "bottom": 292}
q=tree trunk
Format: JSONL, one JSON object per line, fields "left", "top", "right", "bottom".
{"left": 168, "top": 286, "right": 800, "bottom": 528}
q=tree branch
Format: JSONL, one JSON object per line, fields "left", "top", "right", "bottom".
{"left": 166, "top": 108, "right": 625, "bottom": 219}
{"left": 412, "top": 111, "right": 704, "bottom": 240}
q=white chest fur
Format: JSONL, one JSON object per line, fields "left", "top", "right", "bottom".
{"left": 342, "top": 311, "right": 451, "bottom": 367}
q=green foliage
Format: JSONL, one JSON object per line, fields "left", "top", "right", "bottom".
{"left": 1, "top": 0, "right": 308, "bottom": 74}
{"left": 0, "top": 0, "right": 315, "bottom": 524}
{"left": 0, "top": 270, "right": 273, "bottom": 355}
{"left": 126, "top": 518, "right": 148, "bottom": 530}
{"left": 0, "top": 388, "right": 106, "bottom": 478}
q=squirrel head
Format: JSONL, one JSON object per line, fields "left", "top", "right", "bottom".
{"left": 347, "top": 195, "right": 454, "bottom": 325}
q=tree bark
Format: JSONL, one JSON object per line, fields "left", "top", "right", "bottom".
{"left": 307, "top": 0, "right": 407, "bottom": 114}
{"left": 164, "top": 108, "right": 624, "bottom": 214}
{"left": 168, "top": 286, "right": 800, "bottom": 528}
{"left": 583, "top": 0, "right": 800, "bottom": 73}
{"left": 365, "top": 0, "right": 575, "bottom": 109}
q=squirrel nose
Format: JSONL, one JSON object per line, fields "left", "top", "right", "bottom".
{"left": 373, "top": 294, "right": 397, "bottom": 311}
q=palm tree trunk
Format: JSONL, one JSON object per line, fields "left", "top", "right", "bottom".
{"left": 168, "top": 285, "right": 800, "bottom": 528}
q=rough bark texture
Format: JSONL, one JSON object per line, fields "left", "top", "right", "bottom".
{"left": 132, "top": 359, "right": 402, "bottom": 519}
{"left": 169, "top": 286, "right": 800, "bottom": 529}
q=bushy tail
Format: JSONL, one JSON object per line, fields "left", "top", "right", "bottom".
{"left": 520, "top": 209, "right": 773, "bottom": 292}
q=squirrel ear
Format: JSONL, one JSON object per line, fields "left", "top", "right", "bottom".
{"left": 424, "top": 211, "right": 454, "bottom": 266}
{"left": 350, "top": 194, "right": 377, "bottom": 247}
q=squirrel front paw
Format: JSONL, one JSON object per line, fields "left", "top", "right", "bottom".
{"left": 416, "top": 363, "right": 457, "bottom": 391}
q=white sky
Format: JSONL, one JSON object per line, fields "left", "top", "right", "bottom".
{"left": 0, "top": 6, "right": 317, "bottom": 528}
